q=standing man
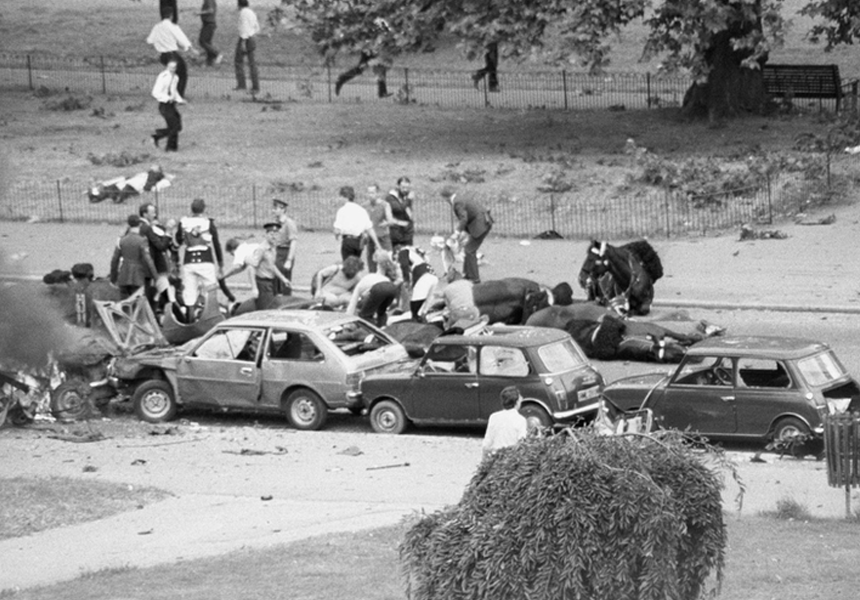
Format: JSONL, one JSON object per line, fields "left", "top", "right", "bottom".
{"left": 139, "top": 202, "right": 177, "bottom": 315}
{"left": 151, "top": 59, "right": 185, "bottom": 152}
{"left": 176, "top": 198, "right": 224, "bottom": 320}
{"left": 333, "top": 186, "right": 380, "bottom": 261}
{"left": 110, "top": 215, "right": 158, "bottom": 300}
{"left": 441, "top": 186, "right": 493, "bottom": 284}
{"left": 222, "top": 222, "right": 290, "bottom": 310}
{"left": 481, "top": 386, "right": 528, "bottom": 460}
{"left": 387, "top": 176, "right": 416, "bottom": 310}
{"left": 234, "top": 0, "right": 260, "bottom": 94}
{"left": 198, "top": 0, "right": 222, "bottom": 67}
{"left": 146, "top": 5, "right": 198, "bottom": 98}
{"left": 271, "top": 198, "right": 298, "bottom": 295}
{"left": 365, "top": 183, "right": 394, "bottom": 273}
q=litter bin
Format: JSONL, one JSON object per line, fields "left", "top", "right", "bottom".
{"left": 823, "top": 412, "right": 860, "bottom": 518}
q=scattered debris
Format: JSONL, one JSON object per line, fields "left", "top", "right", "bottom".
{"left": 49, "top": 430, "right": 108, "bottom": 443}
{"left": 739, "top": 224, "right": 788, "bottom": 241}
{"left": 222, "top": 447, "right": 288, "bottom": 456}
{"left": 149, "top": 425, "right": 180, "bottom": 436}
{"left": 137, "top": 529, "right": 153, "bottom": 535}
{"left": 337, "top": 445, "right": 363, "bottom": 456}
{"left": 260, "top": 495, "right": 273, "bottom": 501}
{"left": 82, "top": 465, "right": 98, "bottom": 472}
{"left": 130, "top": 459, "right": 147, "bottom": 466}
{"left": 366, "top": 462, "right": 411, "bottom": 471}
{"left": 796, "top": 213, "right": 836, "bottom": 226}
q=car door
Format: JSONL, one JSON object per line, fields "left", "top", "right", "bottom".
{"left": 177, "top": 327, "right": 264, "bottom": 408}
{"left": 655, "top": 356, "right": 738, "bottom": 436}
{"left": 734, "top": 357, "right": 795, "bottom": 436}
{"left": 477, "top": 344, "right": 533, "bottom": 420}
{"left": 260, "top": 328, "right": 332, "bottom": 408}
{"left": 408, "top": 343, "right": 481, "bottom": 423}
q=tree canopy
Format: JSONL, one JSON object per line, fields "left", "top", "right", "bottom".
{"left": 288, "top": 0, "right": 859, "bottom": 117}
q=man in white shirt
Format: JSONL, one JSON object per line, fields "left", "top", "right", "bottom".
{"left": 482, "top": 386, "right": 528, "bottom": 460}
{"left": 234, "top": 0, "right": 261, "bottom": 93}
{"left": 146, "top": 6, "right": 198, "bottom": 98}
{"left": 224, "top": 237, "right": 260, "bottom": 299}
{"left": 151, "top": 60, "right": 186, "bottom": 152}
{"left": 333, "top": 186, "right": 381, "bottom": 261}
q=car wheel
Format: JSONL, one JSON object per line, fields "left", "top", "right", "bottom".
{"left": 369, "top": 400, "right": 407, "bottom": 434}
{"left": 285, "top": 388, "right": 328, "bottom": 431}
{"left": 520, "top": 403, "right": 552, "bottom": 432}
{"left": 772, "top": 417, "right": 811, "bottom": 443}
{"left": 133, "top": 380, "right": 177, "bottom": 423}
{"left": 50, "top": 379, "right": 95, "bottom": 422}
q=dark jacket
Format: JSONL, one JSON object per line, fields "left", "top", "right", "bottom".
{"left": 139, "top": 219, "right": 173, "bottom": 274}
{"left": 110, "top": 231, "right": 158, "bottom": 287}
{"left": 453, "top": 196, "right": 493, "bottom": 239}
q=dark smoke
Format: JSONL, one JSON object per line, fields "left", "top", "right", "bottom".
{"left": 0, "top": 154, "right": 74, "bottom": 370}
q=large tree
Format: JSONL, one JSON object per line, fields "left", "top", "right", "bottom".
{"left": 289, "top": 0, "right": 856, "bottom": 119}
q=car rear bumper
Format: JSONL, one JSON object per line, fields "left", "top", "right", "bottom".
{"left": 554, "top": 400, "right": 601, "bottom": 421}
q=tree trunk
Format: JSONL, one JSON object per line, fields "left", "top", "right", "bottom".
{"left": 682, "top": 29, "right": 768, "bottom": 121}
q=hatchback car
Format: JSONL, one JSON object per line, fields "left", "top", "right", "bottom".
{"left": 603, "top": 336, "right": 860, "bottom": 445}
{"left": 356, "top": 325, "right": 604, "bottom": 434}
{"left": 109, "top": 310, "right": 408, "bottom": 430}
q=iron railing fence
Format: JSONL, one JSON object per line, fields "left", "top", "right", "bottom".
{"left": 0, "top": 52, "right": 703, "bottom": 111}
{"left": 2, "top": 173, "right": 797, "bottom": 239}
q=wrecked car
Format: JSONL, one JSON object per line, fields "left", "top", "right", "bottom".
{"left": 356, "top": 325, "right": 605, "bottom": 434}
{"left": 109, "top": 309, "right": 409, "bottom": 430}
{"left": 602, "top": 336, "right": 860, "bottom": 449}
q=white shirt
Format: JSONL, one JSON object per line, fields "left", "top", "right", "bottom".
{"left": 346, "top": 272, "right": 389, "bottom": 315}
{"left": 151, "top": 69, "right": 183, "bottom": 103}
{"left": 238, "top": 7, "right": 261, "bottom": 39}
{"left": 482, "top": 408, "right": 527, "bottom": 457}
{"left": 146, "top": 19, "right": 192, "bottom": 53}
{"left": 333, "top": 202, "right": 373, "bottom": 237}
{"left": 232, "top": 242, "right": 260, "bottom": 297}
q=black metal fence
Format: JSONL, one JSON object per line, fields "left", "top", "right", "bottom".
{"left": 0, "top": 52, "right": 699, "bottom": 111}
{"left": 2, "top": 173, "right": 799, "bottom": 239}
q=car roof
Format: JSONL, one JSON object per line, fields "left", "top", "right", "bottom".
{"left": 217, "top": 310, "right": 363, "bottom": 330}
{"left": 431, "top": 325, "right": 571, "bottom": 347}
{"left": 686, "top": 335, "right": 831, "bottom": 360}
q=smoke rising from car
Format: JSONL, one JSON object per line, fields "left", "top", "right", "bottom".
{"left": 0, "top": 155, "right": 73, "bottom": 370}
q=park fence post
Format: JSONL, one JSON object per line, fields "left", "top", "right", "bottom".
{"left": 852, "top": 81, "right": 858, "bottom": 114}
{"left": 765, "top": 173, "right": 773, "bottom": 224}
{"left": 252, "top": 184, "right": 258, "bottom": 229}
{"left": 56, "top": 180, "right": 64, "bottom": 223}
{"left": 646, "top": 72, "right": 651, "bottom": 108}
{"left": 483, "top": 76, "right": 489, "bottom": 108}
{"left": 100, "top": 55, "right": 107, "bottom": 94}
{"left": 27, "top": 55, "right": 33, "bottom": 91}
{"left": 326, "top": 64, "right": 332, "bottom": 103}
{"left": 550, "top": 194, "right": 557, "bottom": 233}
{"left": 404, "top": 68, "right": 410, "bottom": 104}
{"left": 663, "top": 189, "right": 671, "bottom": 238}
{"left": 562, "top": 70, "right": 568, "bottom": 111}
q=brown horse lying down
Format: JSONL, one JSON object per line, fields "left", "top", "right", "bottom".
{"left": 526, "top": 303, "right": 723, "bottom": 363}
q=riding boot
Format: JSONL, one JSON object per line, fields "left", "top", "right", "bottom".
{"left": 335, "top": 67, "right": 363, "bottom": 96}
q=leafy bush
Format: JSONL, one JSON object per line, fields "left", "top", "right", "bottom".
{"left": 401, "top": 431, "right": 727, "bottom": 600}
{"left": 87, "top": 151, "right": 152, "bottom": 168}
{"left": 769, "top": 497, "right": 812, "bottom": 521}
{"left": 43, "top": 94, "right": 92, "bottom": 111}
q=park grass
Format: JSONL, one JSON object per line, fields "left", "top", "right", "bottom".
{"left": 0, "top": 476, "right": 171, "bottom": 540}
{"left": 3, "top": 515, "right": 858, "bottom": 600}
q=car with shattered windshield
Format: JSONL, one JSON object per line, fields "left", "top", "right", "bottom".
{"left": 355, "top": 325, "right": 604, "bottom": 434}
{"left": 602, "top": 336, "right": 860, "bottom": 447}
{"left": 109, "top": 309, "right": 408, "bottom": 430}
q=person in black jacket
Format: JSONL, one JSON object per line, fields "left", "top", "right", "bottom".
{"left": 441, "top": 186, "right": 493, "bottom": 284}
{"left": 139, "top": 202, "right": 177, "bottom": 315}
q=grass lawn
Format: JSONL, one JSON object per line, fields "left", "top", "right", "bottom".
{"left": 3, "top": 515, "right": 858, "bottom": 600}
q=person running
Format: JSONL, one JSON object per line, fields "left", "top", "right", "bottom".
{"left": 146, "top": 5, "right": 198, "bottom": 98}
{"left": 150, "top": 59, "right": 186, "bottom": 152}
{"left": 197, "top": 0, "right": 222, "bottom": 67}
{"left": 234, "top": 0, "right": 261, "bottom": 93}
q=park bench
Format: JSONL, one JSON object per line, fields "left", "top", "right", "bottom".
{"left": 762, "top": 64, "right": 843, "bottom": 111}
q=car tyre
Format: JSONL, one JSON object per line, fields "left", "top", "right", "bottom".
{"left": 50, "top": 379, "right": 96, "bottom": 422}
{"left": 133, "top": 380, "right": 177, "bottom": 423}
{"left": 520, "top": 403, "right": 552, "bottom": 432}
{"left": 285, "top": 388, "right": 328, "bottom": 431}
{"left": 772, "top": 416, "right": 811, "bottom": 443}
{"left": 369, "top": 400, "right": 407, "bottom": 434}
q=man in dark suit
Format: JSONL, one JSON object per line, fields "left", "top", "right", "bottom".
{"left": 110, "top": 214, "right": 159, "bottom": 299}
{"left": 441, "top": 187, "right": 493, "bottom": 284}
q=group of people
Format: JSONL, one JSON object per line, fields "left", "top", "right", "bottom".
{"left": 147, "top": 0, "right": 261, "bottom": 152}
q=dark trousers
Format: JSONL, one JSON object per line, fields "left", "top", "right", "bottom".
{"left": 340, "top": 235, "right": 363, "bottom": 261}
{"left": 472, "top": 42, "right": 499, "bottom": 92}
{"left": 155, "top": 102, "right": 182, "bottom": 151}
{"left": 159, "top": 51, "right": 188, "bottom": 97}
{"left": 358, "top": 281, "right": 398, "bottom": 327}
{"left": 199, "top": 22, "right": 218, "bottom": 65}
{"left": 463, "top": 228, "right": 491, "bottom": 284}
{"left": 234, "top": 37, "right": 259, "bottom": 91}
{"left": 275, "top": 245, "right": 293, "bottom": 296}
{"left": 255, "top": 277, "right": 278, "bottom": 310}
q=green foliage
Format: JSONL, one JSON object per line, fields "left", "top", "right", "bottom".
{"left": 400, "top": 431, "right": 727, "bottom": 600}
{"left": 801, "top": 0, "right": 860, "bottom": 49}
{"left": 769, "top": 497, "right": 813, "bottom": 521}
